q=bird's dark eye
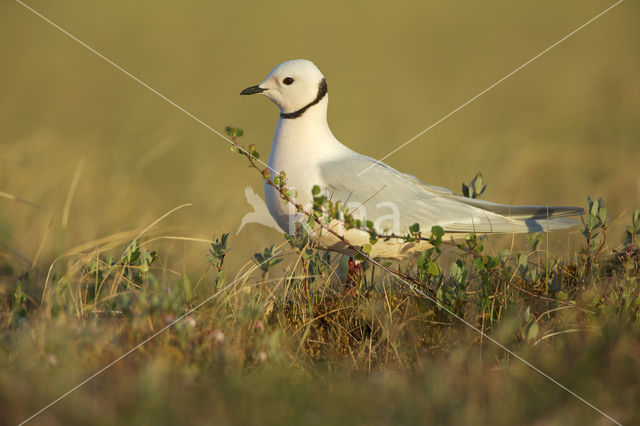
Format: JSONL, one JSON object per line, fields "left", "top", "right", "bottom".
{"left": 283, "top": 77, "right": 294, "bottom": 85}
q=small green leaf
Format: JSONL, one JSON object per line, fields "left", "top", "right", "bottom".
{"left": 527, "top": 322, "right": 539, "bottom": 341}
{"left": 462, "top": 183, "right": 470, "bottom": 198}
{"left": 431, "top": 225, "right": 444, "bottom": 238}
{"left": 472, "top": 257, "right": 485, "bottom": 272}
{"left": 225, "top": 126, "right": 244, "bottom": 138}
{"left": 426, "top": 261, "right": 441, "bottom": 276}
{"left": 369, "top": 231, "right": 378, "bottom": 245}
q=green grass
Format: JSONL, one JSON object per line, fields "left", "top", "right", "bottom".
{"left": 2, "top": 1, "right": 640, "bottom": 424}
{"left": 1, "top": 208, "right": 639, "bottom": 425}
{"left": 2, "top": 0, "right": 639, "bottom": 275}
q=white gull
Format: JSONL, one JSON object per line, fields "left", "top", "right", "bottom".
{"left": 241, "top": 59, "right": 583, "bottom": 258}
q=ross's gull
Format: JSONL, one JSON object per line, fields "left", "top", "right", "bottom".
{"left": 241, "top": 59, "right": 584, "bottom": 258}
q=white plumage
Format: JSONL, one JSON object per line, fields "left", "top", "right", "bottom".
{"left": 241, "top": 59, "right": 584, "bottom": 258}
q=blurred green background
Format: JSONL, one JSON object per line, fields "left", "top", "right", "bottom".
{"left": 1, "top": 0, "right": 639, "bottom": 273}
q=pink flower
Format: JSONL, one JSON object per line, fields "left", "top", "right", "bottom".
{"left": 211, "top": 329, "right": 225, "bottom": 344}
{"left": 184, "top": 316, "right": 196, "bottom": 328}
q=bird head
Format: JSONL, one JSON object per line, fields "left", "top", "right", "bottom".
{"left": 240, "top": 59, "right": 327, "bottom": 118}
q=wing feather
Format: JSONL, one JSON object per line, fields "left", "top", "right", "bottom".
{"left": 318, "top": 152, "right": 582, "bottom": 235}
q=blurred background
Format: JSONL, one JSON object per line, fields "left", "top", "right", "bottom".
{"left": 1, "top": 0, "right": 639, "bottom": 276}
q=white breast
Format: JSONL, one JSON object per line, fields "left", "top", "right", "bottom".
{"left": 264, "top": 105, "right": 345, "bottom": 235}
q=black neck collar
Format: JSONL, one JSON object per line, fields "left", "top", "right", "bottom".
{"left": 280, "top": 79, "right": 328, "bottom": 119}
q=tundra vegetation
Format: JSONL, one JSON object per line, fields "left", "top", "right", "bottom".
{"left": 2, "top": 3, "right": 639, "bottom": 423}
{"left": 1, "top": 129, "right": 638, "bottom": 425}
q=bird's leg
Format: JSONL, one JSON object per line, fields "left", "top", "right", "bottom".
{"left": 346, "top": 257, "right": 363, "bottom": 294}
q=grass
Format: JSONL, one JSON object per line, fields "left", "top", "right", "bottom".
{"left": 1, "top": 200, "right": 639, "bottom": 425}
{"left": 2, "top": 1, "right": 640, "bottom": 424}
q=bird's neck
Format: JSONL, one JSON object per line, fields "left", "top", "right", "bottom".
{"left": 269, "top": 96, "right": 344, "bottom": 168}
{"left": 278, "top": 95, "right": 330, "bottom": 131}
{"left": 273, "top": 96, "right": 338, "bottom": 149}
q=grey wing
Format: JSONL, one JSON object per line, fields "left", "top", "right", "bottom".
{"left": 318, "top": 153, "right": 583, "bottom": 235}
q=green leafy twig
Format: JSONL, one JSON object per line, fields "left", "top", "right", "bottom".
{"left": 462, "top": 172, "right": 487, "bottom": 199}
{"left": 581, "top": 197, "right": 608, "bottom": 279}
{"left": 625, "top": 210, "right": 640, "bottom": 246}
{"left": 225, "top": 125, "right": 437, "bottom": 296}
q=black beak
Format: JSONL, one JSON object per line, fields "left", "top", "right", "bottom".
{"left": 240, "top": 85, "right": 267, "bottom": 95}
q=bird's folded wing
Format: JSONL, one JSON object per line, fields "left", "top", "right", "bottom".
{"left": 318, "top": 152, "right": 583, "bottom": 235}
